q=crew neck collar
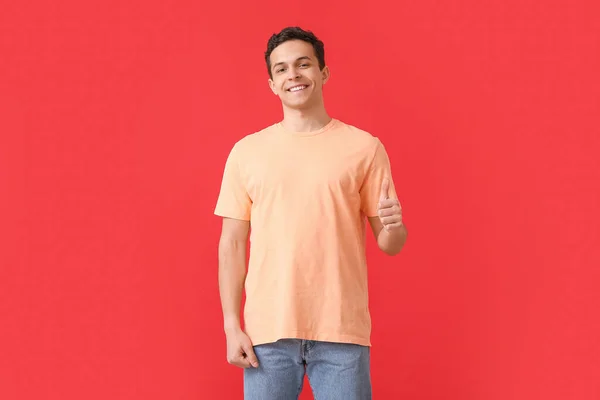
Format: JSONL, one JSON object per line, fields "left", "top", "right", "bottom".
{"left": 275, "top": 118, "right": 337, "bottom": 137}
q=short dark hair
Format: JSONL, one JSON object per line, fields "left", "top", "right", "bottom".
{"left": 265, "top": 27, "right": 326, "bottom": 78}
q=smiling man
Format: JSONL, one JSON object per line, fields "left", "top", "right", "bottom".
{"left": 214, "top": 26, "right": 408, "bottom": 399}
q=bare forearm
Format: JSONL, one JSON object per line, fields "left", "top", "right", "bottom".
{"left": 377, "top": 224, "right": 408, "bottom": 256}
{"left": 218, "top": 238, "right": 247, "bottom": 332}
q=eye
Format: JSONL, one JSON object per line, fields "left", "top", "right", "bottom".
{"left": 300, "top": 63, "right": 309, "bottom": 68}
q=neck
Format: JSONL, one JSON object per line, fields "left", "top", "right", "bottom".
{"left": 280, "top": 104, "right": 331, "bottom": 133}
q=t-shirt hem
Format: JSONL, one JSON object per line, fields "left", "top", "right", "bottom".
{"left": 214, "top": 209, "right": 250, "bottom": 221}
{"left": 364, "top": 211, "right": 379, "bottom": 218}
{"left": 249, "top": 331, "right": 372, "bottom": 347}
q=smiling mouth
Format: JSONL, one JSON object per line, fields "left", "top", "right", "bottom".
{"left": 287, "top": 85, "right": 308, "bottom": 92}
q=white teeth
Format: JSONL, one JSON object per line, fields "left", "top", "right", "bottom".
{"left": 289, "top": 85, "right": 306, "bottom": 92}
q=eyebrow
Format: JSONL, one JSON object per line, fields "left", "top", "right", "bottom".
{"left": 272, "top": 56, "right": 312, "bottom": 71}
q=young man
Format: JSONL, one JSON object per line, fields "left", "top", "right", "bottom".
{"left": 214, "top": 26, "right": 407, "bottom": 399}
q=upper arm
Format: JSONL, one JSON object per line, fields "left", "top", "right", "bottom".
{"left": 359, "top": 138, "right": 397, "bottom": 217}
{"left": 214, "top": 144, "right": 252, "bottom": 221}
{"left": 220, "top": 217, "right": 250, "bottom": 243}
{"left": 368, "top": 216, "right": 384, "bottom": 241}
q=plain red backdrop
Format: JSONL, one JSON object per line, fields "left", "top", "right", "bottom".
{"left": 1, "top": 0, "right": 599, "bottom": 399}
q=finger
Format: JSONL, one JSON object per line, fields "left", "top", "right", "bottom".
{"left": 243, "top": 344, "right": 260, "bottom": 368}
{"left": 378, "top": 198, "right": 397, "bottom": 208}
{"left": 229, "top": 353, "right": 251, "bottom": 368}
{"left": 378, "top": 201, "right": 400, "bottom": 213}
{"left": 381, "top": 215, "right": 402, "bottom": 225}
{"left": 379, "top": 208, "right": 401, "bottom": 218}
{"left": 379, "top": 178, "right": 390, "bottom": 201}
{"left": 385, "top": 222, "right": 404, "bottom": 230}
{"left": 235, "top": 357, "right": 252, "bottom": 369}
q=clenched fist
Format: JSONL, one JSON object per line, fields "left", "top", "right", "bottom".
{"left": 225, "top": 328, "right": 259, "bottom": 369}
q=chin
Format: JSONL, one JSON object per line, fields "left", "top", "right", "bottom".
{"left": 286, "top": 102, "right": 313, "bottom": 111}
{"left": 282, "top": 99, "right": 310, "bottom": 109}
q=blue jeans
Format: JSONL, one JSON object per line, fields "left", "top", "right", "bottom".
{"left": 243, "top": 339, "right": 372, "bottom": 400}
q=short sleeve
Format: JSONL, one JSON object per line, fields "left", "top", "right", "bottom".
{"left": 360, "top": 138, "right": 398, "bottom": 217}
{"left": 214, "top": 144, "right": 252, "bottom": 221}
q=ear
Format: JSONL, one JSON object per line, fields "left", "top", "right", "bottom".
{"left": 268, "top": 78, "right": 278, "bottom": 95}
{"left": 321, "top": 66, "right": 331, "bottom": 84}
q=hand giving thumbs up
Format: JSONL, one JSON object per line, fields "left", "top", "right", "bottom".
{"left": 377, "top": 178, "right": 403, "bottom": 231}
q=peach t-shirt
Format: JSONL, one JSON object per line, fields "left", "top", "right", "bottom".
{"left": 214, "top": 118, "right": 398, "bottom": 347}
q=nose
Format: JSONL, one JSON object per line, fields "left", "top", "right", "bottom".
{"left": 286, "top": 66, "right": 301, "bottom": 80}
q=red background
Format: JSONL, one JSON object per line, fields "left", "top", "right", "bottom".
{"left": 1, "top": 0, "right": 599, "bottom": 399}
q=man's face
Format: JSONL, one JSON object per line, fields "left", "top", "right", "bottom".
{"left": 268, "top": 40, "right": 330, "bottom": 110}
